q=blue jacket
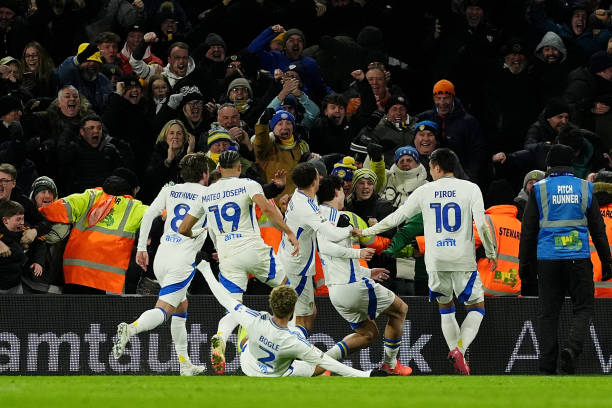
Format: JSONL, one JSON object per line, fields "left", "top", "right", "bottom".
{"left": 247, "top": 26, "right": 333, "bottom": 102}
{"left": 533, "top": 173, "right": 592, "bottom": 259}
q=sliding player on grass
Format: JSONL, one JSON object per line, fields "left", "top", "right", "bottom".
{"left": 198, "top": 260, "right": 387, "bottom": 377}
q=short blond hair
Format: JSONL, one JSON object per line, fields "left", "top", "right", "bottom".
{"left": 155, "top": 119, "right": 193, "bottom": 146}
{"left": 269, "top": 286, "right": 297, "bottom": 318}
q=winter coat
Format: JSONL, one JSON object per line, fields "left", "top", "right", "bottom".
{"left": 531, "top": 31, "right": 573, "bottom": 106}
{"left": 564, "top": 66, "right": 612, "bottom": 127}
{"left": 524, "top": 113, "right": 559, "bottom": 147}
{"left": 379, "top": 164, "right": 428, "bottom": 209}
{"left": 56, "top": 57, "right": 113, "bottom": 113}
{"left": 366, "top": 117, "right": 417, "bottom": 167}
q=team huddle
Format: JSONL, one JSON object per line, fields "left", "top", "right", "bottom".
{"left": 111, "top": 147, "right": 496, "bottom": 377}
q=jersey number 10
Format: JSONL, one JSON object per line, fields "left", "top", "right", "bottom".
{"left": 429, "top": 202, "right": 461, "bottom": 233}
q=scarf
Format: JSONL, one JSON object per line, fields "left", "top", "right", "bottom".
{"left": 209, "top": 152, "right": 220, "bottom": 163}
{"left": 279, "top": 135, "right": 295, "bottom": 147}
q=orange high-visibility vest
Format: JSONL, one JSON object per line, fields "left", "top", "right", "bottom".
{"left": 40, "top": 188, "right": 147, "bottom": 293}
{"left": 255, "top": 200, "right": 283, "bottom": 253}
{"left": 590, "top": 203, "right": 612, "bottom": 297}
{"left": 416, "top": 205, "right": 521, "bottom": 296}
{"left": 474, "top": 205, "right": 521, "bottom": 296}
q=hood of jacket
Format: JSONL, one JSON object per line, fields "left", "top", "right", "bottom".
{"left": 535, "top": 31, "right": 567, "bottom": 63}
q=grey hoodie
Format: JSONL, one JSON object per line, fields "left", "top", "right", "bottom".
{"left": 535, "top": 31, "right": 567, "bottom": 63}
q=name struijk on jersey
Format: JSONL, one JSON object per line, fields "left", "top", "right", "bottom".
{"left": 435, "top": 238, "right": 456, "bottom": 247}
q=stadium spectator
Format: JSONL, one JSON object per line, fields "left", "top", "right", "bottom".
{"left": 117, "top": 25, "right": 163, "bottom": 76}
{"left": 531, "top": 32, "right": 574, "bottom": 106}
{"left": 514, "top": 170, "right": 546, "bottom": 221}
{"left": 215, "top": 103, "right": 254, "bottom": 161}
{"left": 253, "top": 108, "right": 311, "bottom": 200}
{"left": 94, "top": 31, "right": 120, "bottom": 65}
{"left": 20, "top": 41, "right": 58, "bottom": 98}
{"left": 0, "top": 0, "right": 33, "bottom": 59}
{"left": 519, "top": 144, "right": 612, "bottom": 374}
{"left": 411, "top": 120, "right": 441, "bottom": 180}
{"left": 84, "top": 0, "right": 146, "bottom": 42}
{"left": 417, "top": 79, "right": 486, "bottom": 185}
{"left": 57, "top": 113, "right": 130, "bottom": 195}
{"left": 144, "top": 119, "right": 196, "bottom": 203}
{"left": 40, "top": 167, "right": 147, "bottom": 294}
{"left": 524, "top": 100, "right": 570, "bottom": 147}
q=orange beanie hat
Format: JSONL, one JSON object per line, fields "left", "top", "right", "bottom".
{"left": 433, "top": 79, "right": 455, "bottom": 96}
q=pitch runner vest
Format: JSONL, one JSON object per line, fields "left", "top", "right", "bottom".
{"left": 533, "top": 174, "right": 592, "bottom": 259}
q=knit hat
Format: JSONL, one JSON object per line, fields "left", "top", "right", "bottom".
{"left": 283, "top": 28, "right": 305, "bottom": 47}
{"left": 352, "top": 168, "right": 378, "bottom": 190}
{"left": 394, "top": 145, "right": 420, "bottom": 164}
{"left": 76, "top": 43, "right": 102, "bottom": 64}
{"left": 414, "top": 120, "right": 440, "bottom": 136}
{"left": 181, "top": 86, "right": 204, "bottom": 106}
{"left": 385, "top": 95, "right": 410, "bottom": 112}
{"left": 269, "top": 110, "right": 295, "bottom": 130}
{"left": 281, "top": 94, "right": 298, "bottom": 110}
{"left": 0, "top": 95, "right": 21, "bottom": 117}
{"left": 546, "top": 144, "right": 575, "bottom": 167}
{"left": 522, "top": 169, "right": 545, "bottom": 190}
{"left": 29, "top": 176, "right": 58, "bottom": 201}
{"left": 543, "top": 99, "right": 570, "bottom": 119}
{"left": 207, "top": 123, "right": 232, "bottom": 148}
{"left": 589, "top": 51, "right": 612, "bottom": 74}
{"left": 331, "top": 157, "right": 358, "bottom": 181}
{"left": 501, "top": 37, "right": 527, "bottom": 57}
{"left": 118, "top": 74, "right": 142, "bottom": 89}
{"left": 357, "top": 26, "right": 383, "bottom": 49}
{"left": 227, "top": 77, "right": 252, "bottom": 99}
{"left": 112, "top": 167, "right": 140, "bottom": 191}
{"left": 433, "top": 79, "right": 455, "bottom": 96}
{"left": 126, "top": 25, "right": 145, "bottom": 34}
{"left": 205, "top": 33, "right": 227, "bottom": 49}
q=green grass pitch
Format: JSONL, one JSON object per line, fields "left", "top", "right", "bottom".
{"left": 0, "top": 376, "right": 609, "bottom": 408}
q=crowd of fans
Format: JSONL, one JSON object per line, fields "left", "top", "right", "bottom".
{"left": 2, "top": 0, "right": 612, "bottom": 296}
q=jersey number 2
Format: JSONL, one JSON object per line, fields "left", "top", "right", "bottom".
{"left": 257, "top": 346, "right": 275, "bottom": 368}
{"left": 430, "top": 202, "right": 461, "bottom": 233}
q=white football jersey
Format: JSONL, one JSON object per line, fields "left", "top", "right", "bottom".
{"left": 137, "top": 182, "right": 208, "bottom": 260}
{"left": 363, "top": 177, "right": 495, "bottom": 272}
{"left": 200, "top": 263, "right": 369, "bottom": 377}
{"left": 189, "top": 177, "right": 264, "bottom": 255}
{"left": 317, "top": 204, "right": 369, "bottom": 285}
{"left": 278, "top": 189, "right": 351, "bottom": 277}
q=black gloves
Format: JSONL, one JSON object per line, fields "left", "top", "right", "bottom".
{"left": 76, "top": 43, "right": 99, "bottom": 64}
{"left": 337, "top": 213, "right": 351, "bottom": 228}
{"left": 602, "top": 263, "right": 612, "bottom": 281}
{"left": 367, "top": 110, "right": 384, "bottom": 130}
{"left": 259, "top": 108, "right": 276, "bottom": 125}
{"left": 367, "top": 142, "right": 383, "bottom": 162}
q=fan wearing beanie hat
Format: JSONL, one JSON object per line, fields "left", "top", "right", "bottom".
{"left": 283, "top": 28, "right": 305, "bottom": 60}
{"left": 269, "top": 109, "right": 296, "bottom": 145}
{"left": 432, "top": 79, "right": 455, "bottom": 116}
{"left": 331, "top": 156, "right": 357, "bottom": 196}
{"left": 378, "top": 145, "right": 428, "bottom": 207}
{"left": 543, "top": 99, "right": 570, "bottom": 133}
{"left": 514, "top": 169, "right": 545, "bottom": 219}
{"left": 226, "top": 77, "right": 253, "bottom": 114}
{"left": 204, "top": 33, "right": 226, "bottom": 62}
{"left": 0, "top": 94, "right": 22, "bottom": 120}
{"left": 368, "top": 94, "right": 416, "bottom": 165}
{"left": 207, "top": 123, "right": 233, "bottom": 163}
{"left": 29, "top": 176, "right": 58, "bottom": 208}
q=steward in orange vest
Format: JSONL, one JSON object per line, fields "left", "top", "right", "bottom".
{"left": 40, "top": 170, "right": 147, "bottom": 294}
{"left": 589, "top": 171, "right": 612, "bottom": 297}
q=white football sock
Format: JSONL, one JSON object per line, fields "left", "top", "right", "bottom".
{"left": 217, "top": 313, "right": 238, "bottom": 344}
{"left": 132, "top": 307, "right": 166, "bottom": 334}
{"left": 171, "top": 314, "right": 189, "bottom": 363}
{"left": 325, "top": 341, "right": 348, "bottom": 361}
{"left": 458, "top": 309, "right": 484, "bottom": 354}
{"left": 383, "top": 338, "right": 401, "bottom": 368}
{"left": 440, "top": 308, "right": 460, "bottom": 351}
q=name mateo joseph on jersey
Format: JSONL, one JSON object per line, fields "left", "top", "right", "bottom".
{"left": 202, "top": 186, "right": 247, "bottom": 202}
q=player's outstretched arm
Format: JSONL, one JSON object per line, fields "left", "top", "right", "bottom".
{"left": 362, "top": 195, "right": 419, "bottom": 237}
{"left": 253, "top": 194, "right": 299, "bottom": 255}
{"left": 136, "top": 188, "right": 168, "bottom": 271}
{"left": 317, "top": 231, "right": 362, "bottom": 259}
{"left": 197, "top": 261, "right": 255, "bottom": 328}
{"left": 178, "top": 214, "right": 200, "bottom": 238}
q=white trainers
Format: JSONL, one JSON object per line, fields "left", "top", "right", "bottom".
{"left": 210, "top": 334, "right": 226, "bottom": 375}
{"left": 112, "top": 322, "right": 133, "bottom": 359}
{"left": 180, "top": 362, "right": 206, "bottom": 376}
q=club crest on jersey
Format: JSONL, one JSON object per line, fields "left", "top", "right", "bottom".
{"left": 436, "top": 238, "right": 456, "bottom": 247}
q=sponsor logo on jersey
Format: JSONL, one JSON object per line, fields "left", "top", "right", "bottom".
{"left": 436, "top": 238, "right": 456, "bottom": 247}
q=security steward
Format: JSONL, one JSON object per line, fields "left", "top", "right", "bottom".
{"left": 519, "top": 144, "right": 612, "bottom": 375}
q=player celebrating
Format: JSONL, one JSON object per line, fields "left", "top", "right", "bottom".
{"left": 198, "top": 260, "right": 387, "bottom": 377}
{"left": 178, "top": 150, "right": 299, "bottom": 375}
{"left": 277, "top": 162, "right": 353, "bottom": 338}
{"left": 316, "top": 175, "right": 412, "bottom": 375}
{"left": 112, "top": 153, "right": 209, "bottom": 376}
{"left": 354, "top": 148, "right": 497, "bottom": 375}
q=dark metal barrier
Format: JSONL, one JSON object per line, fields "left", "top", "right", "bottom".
{"left": 1, "top": 296, "right": 611, "bottom": 375}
